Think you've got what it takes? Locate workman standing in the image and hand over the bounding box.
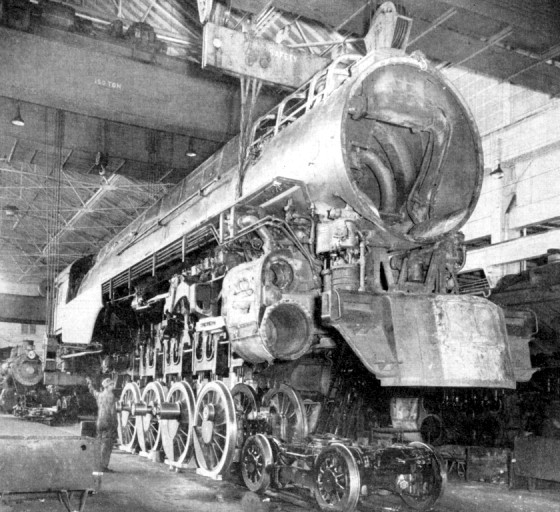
[86,377,118,472]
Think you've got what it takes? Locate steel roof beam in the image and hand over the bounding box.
[0,26,278,142]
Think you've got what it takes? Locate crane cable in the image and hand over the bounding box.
[46,110,64,337]
[235,76,262,199]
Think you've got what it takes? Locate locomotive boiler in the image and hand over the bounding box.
[52,7,529,509]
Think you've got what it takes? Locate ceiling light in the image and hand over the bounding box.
[490,163,504,179]
[186,138,197,158]
[11,103,24,127]
[4,205,19,217]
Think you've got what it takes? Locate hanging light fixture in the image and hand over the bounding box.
[490,163,504,179]
[11,103,24,127]
[4,205,19,217]
[490,137,504,179]
[186,137,197,158]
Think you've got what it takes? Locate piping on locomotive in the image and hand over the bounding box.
[51,5,531,509]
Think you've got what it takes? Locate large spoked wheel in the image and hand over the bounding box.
[262,384,308,444]
[398,442,446,511]
[232,383,259,450]
[137,382,166,453]
[241,434,274,493]
[161,381,195,465]
[314,443,361,512]
[117,382,141,451]
[193,381,237,478]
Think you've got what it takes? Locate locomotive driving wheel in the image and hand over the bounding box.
[117,382,141,451]
[160,381,196,465]
[136,382,166,453]
[262,384,308,444]
[193,381,237,478]
[232,383,259,450]
[397,442,446,511]
[241,434,274,493]
[314,443,361,512]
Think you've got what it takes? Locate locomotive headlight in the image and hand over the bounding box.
[27,350,36,359]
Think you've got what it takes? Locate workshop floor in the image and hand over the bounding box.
[1,418,560,512]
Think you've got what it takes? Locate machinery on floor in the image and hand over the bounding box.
[0,414,101,512]
[0,340,88,425]
[51,4,531,511]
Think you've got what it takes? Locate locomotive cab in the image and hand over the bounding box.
[53,255,95,337]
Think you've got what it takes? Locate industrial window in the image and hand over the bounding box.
[20,324,36,335]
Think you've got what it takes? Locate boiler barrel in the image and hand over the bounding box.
[243,52,483,247]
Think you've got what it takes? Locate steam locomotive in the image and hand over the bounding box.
[52,6,530,510]
[0,341,86,423]
[0,341,44,412]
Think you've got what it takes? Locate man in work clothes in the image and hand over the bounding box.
[86,377,117,472]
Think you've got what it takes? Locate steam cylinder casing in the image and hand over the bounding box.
[222,251,315,363]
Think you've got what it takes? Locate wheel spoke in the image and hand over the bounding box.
[211,438,224,454]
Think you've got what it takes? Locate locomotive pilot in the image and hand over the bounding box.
[86,376,117,472]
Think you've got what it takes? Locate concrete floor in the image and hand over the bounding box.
[1,416,560,512]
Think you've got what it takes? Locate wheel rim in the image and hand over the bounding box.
[117,382,141,451]
[193,381,237,477]
[137,382,166,453]
[241,434,273,493]
[161,381,195,464]
[315,443,361,512]
[262,384,308,444]
[232,383,259,449]
[398,441,446,510]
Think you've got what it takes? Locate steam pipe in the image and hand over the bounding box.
[359,239,366,292]
[356,149,398,213]
[237,214,274,253]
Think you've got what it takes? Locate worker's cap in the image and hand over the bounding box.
[101,378,115,388]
